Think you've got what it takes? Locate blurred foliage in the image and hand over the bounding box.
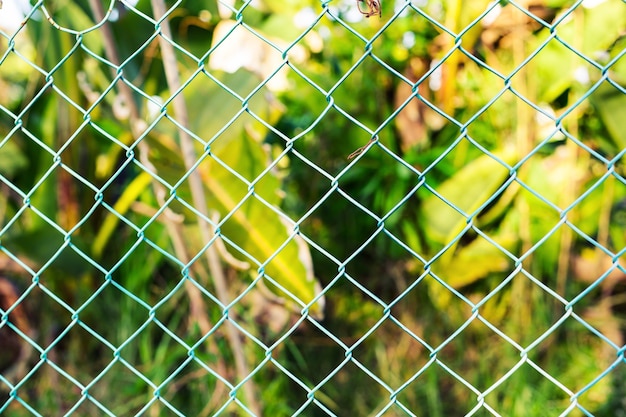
[1,0,625,415]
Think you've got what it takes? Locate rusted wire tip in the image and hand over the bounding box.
[356,0,381,18]
[347,137,377,159]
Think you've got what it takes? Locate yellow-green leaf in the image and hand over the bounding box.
[421,150,516,262]
[149,70,323,316]
[92,171,153,258]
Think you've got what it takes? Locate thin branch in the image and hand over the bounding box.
[87,0,230,405]
[149,0,261,414]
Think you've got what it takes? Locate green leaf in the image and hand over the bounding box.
[149,70,323,317]
[426,208,518,313]
[432,231,514,289]
[199,131,321,316]
[0,140,28,177]
[530,0,626,103]
[421,150,516,260]
[52,0,103,54]
[6,226,89,277]
[92,171,153,258]
[590,82,626,151]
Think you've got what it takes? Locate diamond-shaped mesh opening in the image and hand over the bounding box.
[476,270,564,346]
[37,177,100,235]
[331,55,400,121]
[314,359,385,415]
[75,282,135,341]
[272,71,329,134]
[351,316,430,385]
[435,317,522,389]
[280,150,333,215]
[298,187,380,261]
[253,361,312,414]
[395,358,478,415]
[466,89,547,149]
[525,313,622,412]
[478,3,556,69]
[1,214,70,271]
[292,105,377,174]
[162,72,244,135]
[340,146,420,216]
[344,229,422,303]
[11,361,87,413]
[483,360,572,416]
[261,320,349,406]
[45,323,112,384]
[87,360,158,415]
[393,71,462,150]
[116,318,192,377]
[554,1,626,58]
[509,35,599,108]
[161,358,234,414]
[3,0,625,415]
[404,272,474,347]
[436,52,505,123]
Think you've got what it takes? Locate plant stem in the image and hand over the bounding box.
[149,0,261,413]
[87,0,233,410]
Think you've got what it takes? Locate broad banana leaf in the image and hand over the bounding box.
[529,0,626,103]
[144,70,323,317]
[421,150,517,261]
[419,150,516,310]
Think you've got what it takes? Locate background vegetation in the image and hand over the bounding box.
[1,0,625,415]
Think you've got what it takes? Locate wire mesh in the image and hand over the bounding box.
[1,0,625,416]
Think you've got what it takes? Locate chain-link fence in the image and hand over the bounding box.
[1,0,625,415]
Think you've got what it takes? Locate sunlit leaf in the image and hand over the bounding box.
[421,150,516,259]
[199,131,322,316]
[590,82,626,151]
[149,70,323,316]
[529,0,626,103]
[432,232,514,289]
[0,140,28,177]
[92,171,153,258]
